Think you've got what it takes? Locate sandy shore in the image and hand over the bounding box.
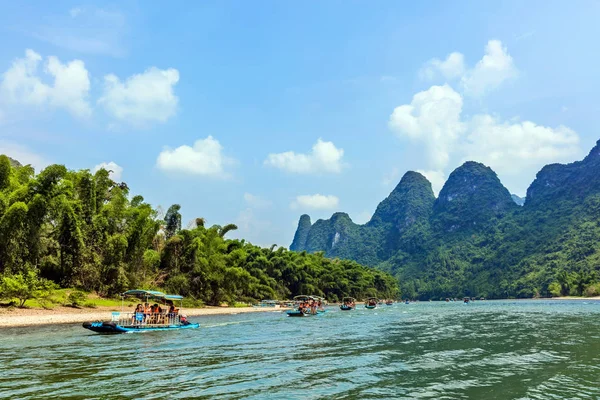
[0,306,289,328]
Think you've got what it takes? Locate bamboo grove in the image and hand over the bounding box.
[0,156,398,305]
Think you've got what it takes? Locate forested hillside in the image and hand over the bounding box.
[292,140,600,300]
[0,155,398,306]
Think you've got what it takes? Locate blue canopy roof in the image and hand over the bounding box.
[121,290,185,300]
[122,290,166,297]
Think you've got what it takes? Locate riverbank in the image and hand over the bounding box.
[0,306,290,328]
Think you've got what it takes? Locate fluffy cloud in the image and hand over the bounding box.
[93,161,123,181]
[463,115,579,191]
[156,136,234,177]
[389,84,580,194]
[265,138,345,174]
[98,67,179,127]
[419,52,466,81]
[244,193,272,209]
[0,140,47,172]
[418,40,516,97]
[460,40,517,97]
[389,84,465,169]
[416,169,446,196]
[290,194,339,210]
[0,49,91,118]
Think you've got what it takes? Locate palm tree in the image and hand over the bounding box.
[219,224,238,238]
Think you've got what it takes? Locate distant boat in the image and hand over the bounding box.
[340,297,356,311]
[463,297,470,304]
[82,290,199,334]
[404,299,410,305]
[365,297,378,309]
[385,299,393,306]
[253,299,281,308]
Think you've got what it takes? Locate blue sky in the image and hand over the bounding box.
[1,1,599,247]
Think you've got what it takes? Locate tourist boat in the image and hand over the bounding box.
[340,297,356,311]
[404,299,410,305]
[385,299,394,306]
[286,295,315,317]
[365,297,378,309]
[82,290,199,334]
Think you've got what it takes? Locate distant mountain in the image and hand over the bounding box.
[511,194,525,206]
[291,140,600,300]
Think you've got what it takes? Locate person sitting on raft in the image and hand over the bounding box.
[132,304,143,324]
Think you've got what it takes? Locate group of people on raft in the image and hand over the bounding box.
[297,298,325,315]
[342,298,356,308]
[132,300,181,324]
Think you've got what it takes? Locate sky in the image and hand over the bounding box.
[0,1,599,247]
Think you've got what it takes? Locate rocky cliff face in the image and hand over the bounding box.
[433,161,517,232]
[290,214,312,251]
[526,140,600,208]
[368,171,435,231]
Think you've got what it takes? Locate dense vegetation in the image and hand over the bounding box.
[0,155,398,307]
[291,140,600,300]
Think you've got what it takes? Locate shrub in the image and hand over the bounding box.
[68,291,87,308]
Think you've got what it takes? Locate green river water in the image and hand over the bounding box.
[1,300,599,399]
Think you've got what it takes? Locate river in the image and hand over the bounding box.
[1,300,599,399]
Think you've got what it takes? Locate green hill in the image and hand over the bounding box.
[291,140,600,299]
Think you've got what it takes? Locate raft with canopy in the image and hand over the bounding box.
[82,289,199,334]
[286,295,318,317]
[340,297,356,311]
[365,297,378,309]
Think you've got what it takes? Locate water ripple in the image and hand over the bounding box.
[1,300,600,399]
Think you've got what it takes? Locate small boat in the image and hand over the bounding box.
[463,297,470,304]
[404,299,410,305]
[287,295,317,317]
[365,297,378,309]
[340,297,356,311]
[83,290,199,334]
[385,299,393,306]
[286,309,310,317]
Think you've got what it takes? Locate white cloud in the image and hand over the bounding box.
[417,169,445,196]
[93,161,123,181]
[290,194,339,210]
[265,138,345,174]
[98,67,179,127]
[419,52,466,81]
[156,136,234,177]
[462,115,580,193]
[418,40,516,97]
[389,83,581,195]
[244,193,272,209]
[0,49,91,118]
[461,40,517,97]
[389,84,465,169]
[0,140,47,172]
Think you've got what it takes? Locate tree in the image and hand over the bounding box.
[0,270,57,307]
[164,204,182,240]
[219,224,238,238]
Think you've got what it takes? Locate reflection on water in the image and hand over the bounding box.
[1,300,600,399]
